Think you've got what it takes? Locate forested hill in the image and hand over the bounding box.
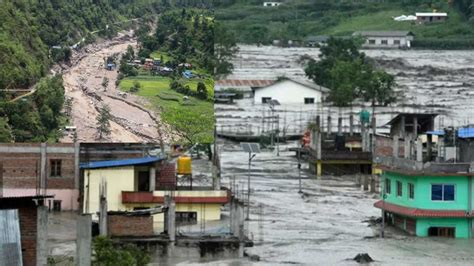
[215,0,474,47]
[0,0,214,142]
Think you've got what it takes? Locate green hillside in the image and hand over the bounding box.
[215,0,474,47]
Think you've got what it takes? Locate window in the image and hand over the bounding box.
[304,98,315,104]
[262,97,272,104]
[394,40,401,45]
[385,178,391,194]
[431,184,455,201]
[408,183,415,199]
[368,39,376,45]
[50,159,61,177]
[428,227,455,238]
[396,181,402,197]
[176,212,197,225]
[381,40,388,45]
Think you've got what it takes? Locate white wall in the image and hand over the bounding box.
[363,36,414,48]
[254,80,322,104]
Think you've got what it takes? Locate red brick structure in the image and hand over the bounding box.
[108,213,154,237]
[0,196,49,266]
[158,162,176,190]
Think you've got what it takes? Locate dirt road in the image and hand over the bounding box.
[60,32,168,143]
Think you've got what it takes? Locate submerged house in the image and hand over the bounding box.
[375,122,474,238]
[416,12,448,24]
[353,31,415,49]
[253,78,328,105]
[81,156,229,232]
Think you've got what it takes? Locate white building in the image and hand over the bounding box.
[263,2,281,7]
[353,31,415,49]
[416,12,448,23]
[253,79,328,105]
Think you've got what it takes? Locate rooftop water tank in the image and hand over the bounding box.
[177,156,192,175]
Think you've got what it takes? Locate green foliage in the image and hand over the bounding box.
[92,236,150,266]
[216,0,474,46]
[96,105,112,140]
[305,38,395,107]
[196,82,208,100]
[214,22,239,79]
[163,106,214,145]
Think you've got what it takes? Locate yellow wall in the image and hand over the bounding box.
[83,166,135,216]
[124,203,222,232]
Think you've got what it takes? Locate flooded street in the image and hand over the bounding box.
[215,139,474,265]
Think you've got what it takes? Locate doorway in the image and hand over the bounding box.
[137,171,149,191]
[428,227,455,238]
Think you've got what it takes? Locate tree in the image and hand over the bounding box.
[96,105,111,140]
[214,22,239,79]
[101,77,109,91]
[196,82,208,100]
[163,107,213,145]
[93,236,150,266]
[359,69,396,113]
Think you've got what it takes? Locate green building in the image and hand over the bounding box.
[375,169,474,238]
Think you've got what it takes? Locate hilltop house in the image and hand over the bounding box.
[253,78,328,105]
[263,2,281,7]
[81,157,229,232]
[353,31,415,49]
[416,12,448,23]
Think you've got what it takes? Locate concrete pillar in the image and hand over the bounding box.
[149,167,156,191]
[316,161,322,178]
[404,136,411,159]
[413,116,418,137]
[99,179,107,236]
[167,197,176,242]
[393,136,399,158]
[337,117,342,135]
[40,143,47,195]
[363,176,369,191]
[371,117,376,154]
[400,115,406,137]
[370,176,376,193]
[349,115,354,136]
[74,142,80,190]
[416,138,423,162]
[355,175,361,187]
[76,215,92,266]
[361,123,367,152]
[37,206,48,266]
[327,116,332,135]
[427,134,433,161]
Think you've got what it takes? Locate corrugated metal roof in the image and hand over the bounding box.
[80,156,164,169]
[353,31,414,37]
[215,79,275,88]
[0,210,22,265]
[374,200,470,217]
[426,128,474,138]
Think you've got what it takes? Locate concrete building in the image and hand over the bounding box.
[0,143,79,211]
[263,2,281,7]
[81,157,229,232]
[375,167,474,238]
[253,79,328,105]
[353,31,415,49]
[416,12,448,23]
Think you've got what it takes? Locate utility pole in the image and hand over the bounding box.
[381,178,385,238]
[298,146,302,193]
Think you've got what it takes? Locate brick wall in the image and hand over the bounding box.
[108,214,153,237]
[375,135,405,157]
[157,162,176,190]
[0,144,75,189]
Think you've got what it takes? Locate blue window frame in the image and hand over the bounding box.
[431,184,455,201]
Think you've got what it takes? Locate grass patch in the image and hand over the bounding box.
[119,75,214,140]
[150,51,172,62]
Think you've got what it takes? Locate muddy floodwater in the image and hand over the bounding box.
[230,45,474,128]
[208,46,474,265]
[209,140,474,265]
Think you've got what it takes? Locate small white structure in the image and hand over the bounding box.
[253,79,328,105]
[416,12,448,23]
[263,2,281,7]
[353,31,415,49]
